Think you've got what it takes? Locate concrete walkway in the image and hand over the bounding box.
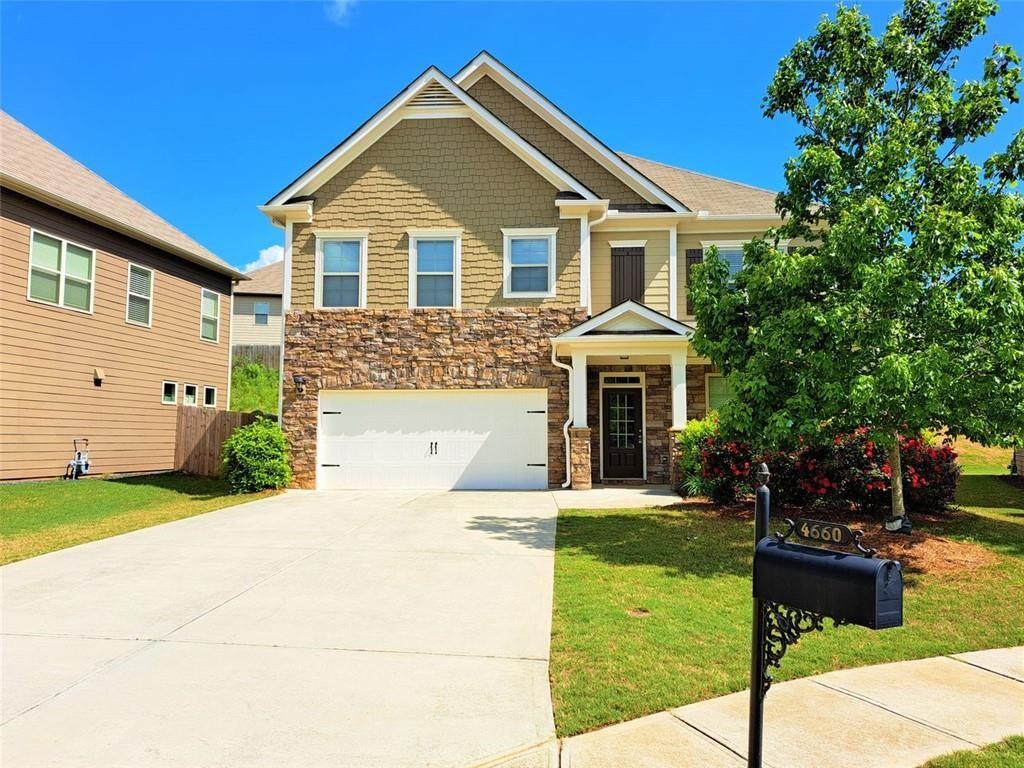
[1,490,560,768]
[551,485,679,510]
[561,647,1024,768]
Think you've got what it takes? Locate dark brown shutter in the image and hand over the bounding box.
[611,247,644,305]
[685,248,703,314]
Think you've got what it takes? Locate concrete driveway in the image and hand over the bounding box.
[1,490,559,768]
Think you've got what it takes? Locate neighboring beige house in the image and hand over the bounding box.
[0,111,246,480]
[231,260,283,367]
[260,52,791,491]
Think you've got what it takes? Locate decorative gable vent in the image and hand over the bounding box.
[408,81,462,108]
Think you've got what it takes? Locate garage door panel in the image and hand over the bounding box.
[317,390,548,490]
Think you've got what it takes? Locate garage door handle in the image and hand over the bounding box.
[321,463,340,467]
[322,411,342,415]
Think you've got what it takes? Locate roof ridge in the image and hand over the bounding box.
[617,152,780,196]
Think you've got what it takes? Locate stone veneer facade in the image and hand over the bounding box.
[282,307,587,488]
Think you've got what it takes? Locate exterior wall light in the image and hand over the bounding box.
[292,374,309,394]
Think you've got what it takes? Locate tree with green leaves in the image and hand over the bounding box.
[691,0,1024,530]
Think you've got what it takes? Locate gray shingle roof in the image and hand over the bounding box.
[235,260,283,295]
[1,111,244,279]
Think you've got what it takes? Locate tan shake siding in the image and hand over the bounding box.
[291,118,580,310]
[0,189,231,480]
[231,294,282,346]
[590,230,670,314]
[466,76,647,207]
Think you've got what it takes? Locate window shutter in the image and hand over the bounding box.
[685,248,703,314]
[611,247,644,305]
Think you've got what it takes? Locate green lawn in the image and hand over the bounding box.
[919,737,1024,768]
[0,473,273,565]
[550,475,1024,736]
[953,437,1013,475]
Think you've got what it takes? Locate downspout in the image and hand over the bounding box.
[550,343,574,488]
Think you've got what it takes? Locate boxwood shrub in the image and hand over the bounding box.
[221,417,292,493]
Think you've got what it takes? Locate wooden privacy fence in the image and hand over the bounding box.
[174,407,270,476]
[231,344,280,370]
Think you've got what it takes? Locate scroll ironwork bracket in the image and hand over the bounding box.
[758,601,847,698]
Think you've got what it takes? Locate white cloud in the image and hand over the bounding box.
[325,0,358,25]
[244,244,284,273]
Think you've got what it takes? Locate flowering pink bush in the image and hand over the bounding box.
[685,427,959,512]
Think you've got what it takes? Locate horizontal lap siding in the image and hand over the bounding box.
[0,190,232,480]
[231,294,282,346]
[590,230,670,314]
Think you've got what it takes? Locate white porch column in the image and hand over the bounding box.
[670,349,687,429]
[571,351,588,427]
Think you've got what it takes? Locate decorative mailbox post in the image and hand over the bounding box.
[747,464,904,768]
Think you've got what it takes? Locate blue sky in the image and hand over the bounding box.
[2,1,1021,272]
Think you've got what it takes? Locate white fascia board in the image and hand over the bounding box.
[556,299,694,339]
[266,67,597,206]
[696,212,784,221]
[258,201,314,227]
[453,53,688,212]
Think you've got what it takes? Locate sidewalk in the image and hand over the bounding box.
[560,647,1024,768]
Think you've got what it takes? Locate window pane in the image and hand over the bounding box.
[201,316,218,340]
[63,278,91,310]
[322,274,359,307]
[202,291,219,317]
[510,238,549,265]
[127,294,150,324]
[65,244,93,279]
[719,248,744,277]
[254,301,269,325]
[416,240,454,273]
[510,266,549,293]
[708,376,735,411]
[29,269,60,303]
[184,386,197,405]
[416,274,454,307]
[129,265,152,297]
[204,387,216,407]
[30,232,61,271]
[323,240,361,273]
[162,382,176,404]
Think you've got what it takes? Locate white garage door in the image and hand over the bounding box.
[317,389,549,490]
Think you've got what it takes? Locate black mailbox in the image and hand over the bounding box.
[754,538,903,629]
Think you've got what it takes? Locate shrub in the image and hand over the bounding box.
[676,415,719,497]
[221,417,292,493]
[230,358,279,414]
[677,424,959,514]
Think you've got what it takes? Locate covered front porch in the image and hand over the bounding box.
[552,301,707,490]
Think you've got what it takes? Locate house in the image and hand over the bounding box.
[260,52,792,491]
[230,260,283,369]
[0,111,246,481]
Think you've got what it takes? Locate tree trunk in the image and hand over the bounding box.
[888,434,905,521]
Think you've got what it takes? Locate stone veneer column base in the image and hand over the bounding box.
[668,428,684,491]
[569,428,593,490]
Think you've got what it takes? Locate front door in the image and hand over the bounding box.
[602,387,644,478]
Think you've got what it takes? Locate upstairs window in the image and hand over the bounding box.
[409,231,460,308]
[200,289,220,341]
[28,230,94,312]
[503,228,556,298]
[126,263,153,326]
[316,234,366,308]
[253,300,270,325]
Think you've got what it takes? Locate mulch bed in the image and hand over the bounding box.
[672,496,997,575]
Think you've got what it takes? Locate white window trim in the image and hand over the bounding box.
[252,300,270,325]
[705,372,735,413]
[609,239,648,249]
[125,262,154,328]
[314,230,369,309]
[26,228,96,315]
[203,385,218,408]
[199,288,220,343]
[502,227,557,299]
[183,383,199,407]
[408,229,462,309]
[598,371,647,481]
[160,380,178,405]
